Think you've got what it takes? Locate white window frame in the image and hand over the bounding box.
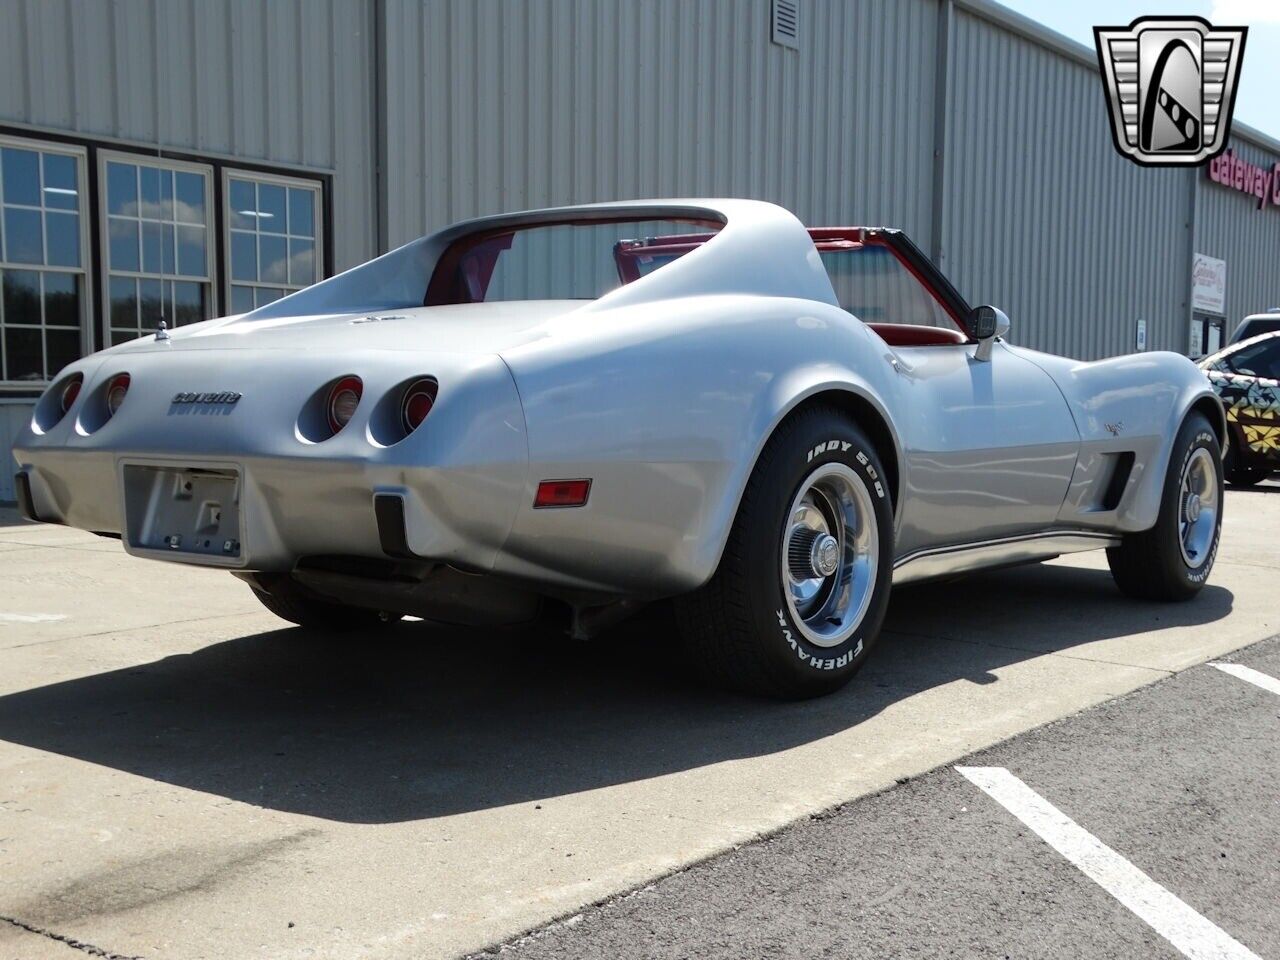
[97,149,217,347]
[221,167,324,313]
[0,133,92,391]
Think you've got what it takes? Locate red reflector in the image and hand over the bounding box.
[534,479,592,508]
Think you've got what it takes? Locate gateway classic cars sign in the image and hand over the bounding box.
[1207,148,1280,211]
[1191,253,1227,314]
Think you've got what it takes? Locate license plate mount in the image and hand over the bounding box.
[122,463,244,564]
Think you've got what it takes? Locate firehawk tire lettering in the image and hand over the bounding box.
[774,609,863,670]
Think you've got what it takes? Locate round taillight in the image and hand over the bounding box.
[60,376,82,415]
[401,378,438,434]
[105,374,131,417]
[327,376,363,434]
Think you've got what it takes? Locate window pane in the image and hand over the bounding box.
[229,179,255,229]
[139,165,160,215]
[139,277,164,325]
[172,280,204,325]
[176,225,206,277]
[4,326,41,380]
[162,223,175,274]
[45,212,80,267]
[2,148,40,206]
[3,207,43,264]
[288,188,315,237]
[43,272,79,326]
[230,285,254,313]
[288,237,315,286]
[259,234,287,283]
[258,183,286,231]
[175,172,205,224]
[3,270,41,324]
[107,162,137,216]
[112,328,138,346]
[142,219,163,273]
[231,230,257,281]
[820,246,953,327]
[109,218,139,271]
[109,276,138,328]
[256,287,284,307]
[45,328,80,376]
[42,154,79,210]
[160,169,174,221]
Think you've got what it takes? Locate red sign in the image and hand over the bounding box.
[1207,149,1280,211]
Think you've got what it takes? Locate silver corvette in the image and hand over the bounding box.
[13,200,1226,698]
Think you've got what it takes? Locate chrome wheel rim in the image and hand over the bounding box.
[781,462,879,649]
[1178,447,1219,568]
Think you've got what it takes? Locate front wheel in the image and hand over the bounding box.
[674,407,895,699]
[1106,413,1223,601]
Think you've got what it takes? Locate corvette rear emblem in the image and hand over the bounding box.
[171,391,242,405]
[1094,17,1246,167]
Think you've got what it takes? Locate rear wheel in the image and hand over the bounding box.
[246,574,401,631]
[674,407,894,699]
[1106,413,1222,601]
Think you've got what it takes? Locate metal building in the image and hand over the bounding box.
[3,0,1279,501]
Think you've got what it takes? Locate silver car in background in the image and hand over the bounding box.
[13,200,1226,698]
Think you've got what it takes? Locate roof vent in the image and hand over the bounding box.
[771,0,799,49]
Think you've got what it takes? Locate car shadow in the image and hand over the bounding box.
[0,506,35,528]
[0,563,1233,824]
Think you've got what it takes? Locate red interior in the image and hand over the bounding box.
[866,323,968,346]
[432,223,972,347]
[614,228,972,346]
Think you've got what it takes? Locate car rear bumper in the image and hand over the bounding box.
[13,448,522,575]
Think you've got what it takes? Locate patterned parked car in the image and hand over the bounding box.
[1201,331,1280,486]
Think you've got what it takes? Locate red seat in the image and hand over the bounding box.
[867,323,969,347]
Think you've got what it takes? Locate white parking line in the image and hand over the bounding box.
[1208,662,1280,698]
[0,613,67,623]
[956,766,1260,960]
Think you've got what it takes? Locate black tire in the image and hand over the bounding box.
[1227,467,1266,488]
[1224,444,1267,487]
[1106,413,1223,601]
[674,406,895,699]
[247,574,401,631]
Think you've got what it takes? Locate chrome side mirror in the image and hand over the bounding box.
[972,305,1011,362]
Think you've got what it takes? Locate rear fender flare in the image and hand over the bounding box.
[695,368,903,585]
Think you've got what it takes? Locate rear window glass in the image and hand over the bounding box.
[429,219,721,304]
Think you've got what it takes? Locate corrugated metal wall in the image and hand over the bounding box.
[942,6,1193,360]
[0,0,378,273]
[3,0,1280,502]
[381,0,1280,362]
[1194,135,1280,338]
[381,0,943,251]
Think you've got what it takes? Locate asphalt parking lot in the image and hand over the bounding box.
[1,480,1278,960]
[483,635,1280,960]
